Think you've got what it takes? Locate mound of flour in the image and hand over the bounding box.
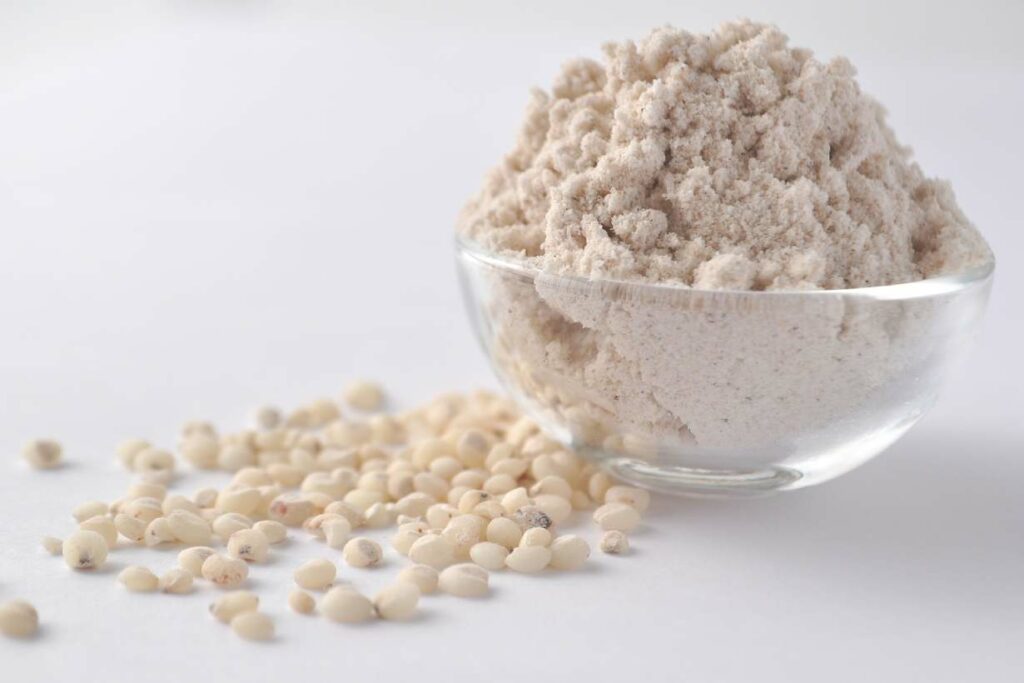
[458,21,989,290]
[457,22,992,456]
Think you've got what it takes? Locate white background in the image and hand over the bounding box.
[1,1,1021,681]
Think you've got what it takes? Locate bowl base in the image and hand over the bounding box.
[600,456,802,498]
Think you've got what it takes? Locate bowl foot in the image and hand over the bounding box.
[601,456,803,498]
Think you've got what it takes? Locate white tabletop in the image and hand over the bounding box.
[1,2,1021,681]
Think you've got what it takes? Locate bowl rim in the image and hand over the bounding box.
[456,235,995,301]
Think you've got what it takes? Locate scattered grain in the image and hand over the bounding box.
[294,558,336,590]
[438,563,489,597]
[231,611,274,641]
[396,565,439,594]
[0,600,38,638]
[599,530,629,554]
[22,439,62,469]
[201,554,249,588]
[210,591,259,623]
[288,589,316,615]
[321,586,375,623]
[117,566,158,592]
[342,537,383,568]
[62,530,108,570]
[506,545,551,573]
[159,568,194,594]
[374,582,419,620]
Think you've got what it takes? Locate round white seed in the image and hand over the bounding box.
[396,565,439,594]
[363,502,394,529]
[532,493,572,524]
[599,530,629,554]
[588,471,613,502]
[344,489,386,513]
[134,447,175,474]
[323,501,366,528]
[394,492,434,518]
[505,545,551,573]
[342,537,382,568]
[212,512,253,541]
[255,405,283,431]
[216,487,262,516]
[41,536,63,556]
[114,514,146,543]
[321,586,375,623]
[512,506,552,531]
[181,434,219,470]
[294,558,336,590]
[424,503,458,530]
[469,542,509,570]
[126,480,168,502]
[549,535,590,570]
[79,515,118,548]
[252,519,287,544]
[604,485,651,513]
[519,527,552,548]
[23,439,63,469]
[472,500,506,520]
[118,565,159,592]
[304,512,341,538]
[193,487,219,508]
[144,517,176,546]
[268,495,316,526]
[166,509,213,545]
[201,554,249,588]
[593,502,641,532]
[438,563,489,598]
[231,611,274,641]
[116,438,150,470]
[288,589,316,615]
[62,530,108,570]
[500,487,531,514]
[456,430,489,468]
[180,420,216,440]
[210,591,259,623]
[227,528,269,563]
[369,413,405,444]
[178,546,216,577]
[159,568,194,594]
[344,380,384,411]
[374,582,419,620]
[571,490,593,510]
[407,534,455,569]
[72,501,109,523]
[441,516,485,559]
[124,497,163,525]
[391,522,429,555]
[529,475,573,500]
[320,519,350,550]
[485,517,523,549]
[162,494,201,516]
[218,444,255,472]
[0,600,39,638]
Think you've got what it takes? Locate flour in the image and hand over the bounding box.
[458,21,989,290]
[457,22,993,457]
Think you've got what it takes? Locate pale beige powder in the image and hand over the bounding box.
[458,21,990,290]
[457,22,993,456]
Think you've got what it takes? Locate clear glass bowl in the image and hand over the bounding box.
[456,237,994,497]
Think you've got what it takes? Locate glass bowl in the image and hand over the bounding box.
[456,237,994,497]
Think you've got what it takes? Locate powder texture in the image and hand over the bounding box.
[458,21,990,290]
[456,22,993,464]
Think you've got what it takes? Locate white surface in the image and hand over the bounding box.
[1,2,1022,681]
